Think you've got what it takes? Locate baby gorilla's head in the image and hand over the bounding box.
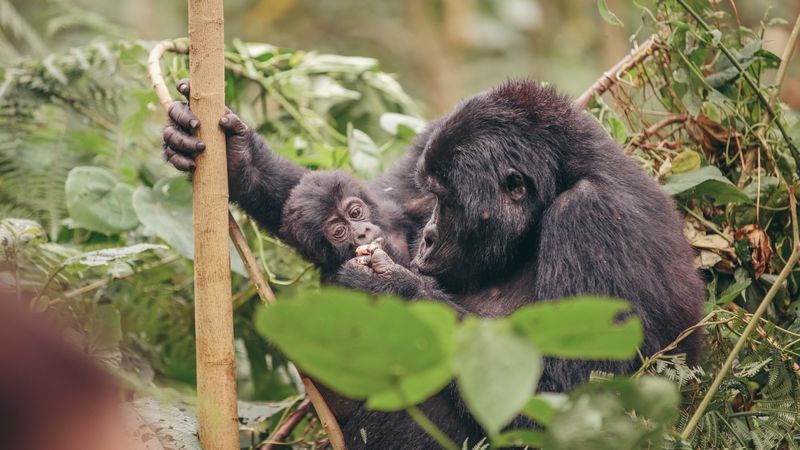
[281,171,388,273]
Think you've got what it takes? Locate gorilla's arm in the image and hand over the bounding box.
[531,177,702,391]
[163,80,308,235]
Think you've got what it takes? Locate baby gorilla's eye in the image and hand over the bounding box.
[333,224,347,239]
[349,205,363,219]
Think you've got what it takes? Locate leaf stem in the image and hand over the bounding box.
[405,406,459,450]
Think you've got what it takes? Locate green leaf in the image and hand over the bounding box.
[606,117,628,144]
[597,0,623,27]
[347,126,382,177]
[367,301,457,410]
[520,394,565,426]
[62,243,165,269]
[492,430,545,449]
[717,277,751,306]
[132,177,246,276]
[671,150,702,174]
[65,166,139,235]
[455,319,542,436]
[510,297,643,360]
[543,377,678,450]
[298,53,378,73]
[662,166,752,205]
[254,288,455,410]
[379,113,425,140]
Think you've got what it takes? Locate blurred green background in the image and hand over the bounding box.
[7,0,800,116]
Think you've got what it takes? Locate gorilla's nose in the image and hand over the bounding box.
[422,223,438,249]
[355,226,374,245]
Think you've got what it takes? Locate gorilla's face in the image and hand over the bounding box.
[410,84,564,289]
[412,165,532,288]
[281,171,388,270]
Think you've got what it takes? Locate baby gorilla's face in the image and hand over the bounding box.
[324,196,384,249]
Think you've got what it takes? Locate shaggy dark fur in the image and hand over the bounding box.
[163,79,704,450]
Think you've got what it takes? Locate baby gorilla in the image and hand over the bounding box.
[279,170,411,283]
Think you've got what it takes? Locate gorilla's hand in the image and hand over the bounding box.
[339,249,457,308]
[162,79,256,178]
[340,248,419,297]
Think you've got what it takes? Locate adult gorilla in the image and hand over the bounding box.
[337,80,704,447]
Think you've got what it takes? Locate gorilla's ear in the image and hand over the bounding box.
[504,168,526,202]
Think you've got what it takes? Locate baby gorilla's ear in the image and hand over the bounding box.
[504,168,526,202]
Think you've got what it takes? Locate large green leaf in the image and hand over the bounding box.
[662,166,752,205]
[132,177,246,276]
[254,289,455,410]
[367,301,457,410]
[510,297,643,360]
[65,166,139,235]
[455,319,542,436]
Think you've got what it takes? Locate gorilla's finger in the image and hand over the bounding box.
[356,239,384,257]
[176,79,190,99]
[368,249,394,274]
[356,255,371,265]
[219,113,249,135]
[163,126,206,154]
[168,101,200,130]
[164,147,196,172]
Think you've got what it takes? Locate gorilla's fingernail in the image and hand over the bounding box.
[220,116,229,126]
[189,119,199,129]
[197,142,205,151]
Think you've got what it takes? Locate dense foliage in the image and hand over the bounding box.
[1,0,800,448]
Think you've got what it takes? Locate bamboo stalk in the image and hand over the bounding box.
[186,1,239,448]
[148,39,346,450]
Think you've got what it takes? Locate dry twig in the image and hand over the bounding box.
[260,399,313,450]
[575,35,660,108]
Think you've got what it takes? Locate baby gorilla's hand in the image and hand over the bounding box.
[355,248,395,275]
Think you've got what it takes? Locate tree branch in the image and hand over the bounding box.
[574,35,660,109]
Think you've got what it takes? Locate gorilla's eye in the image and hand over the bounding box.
[349,205,363,220]
[332,224,348,240]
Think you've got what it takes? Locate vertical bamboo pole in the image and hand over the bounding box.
[187,1,239,448]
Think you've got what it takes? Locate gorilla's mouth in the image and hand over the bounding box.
[411,256,443,276]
